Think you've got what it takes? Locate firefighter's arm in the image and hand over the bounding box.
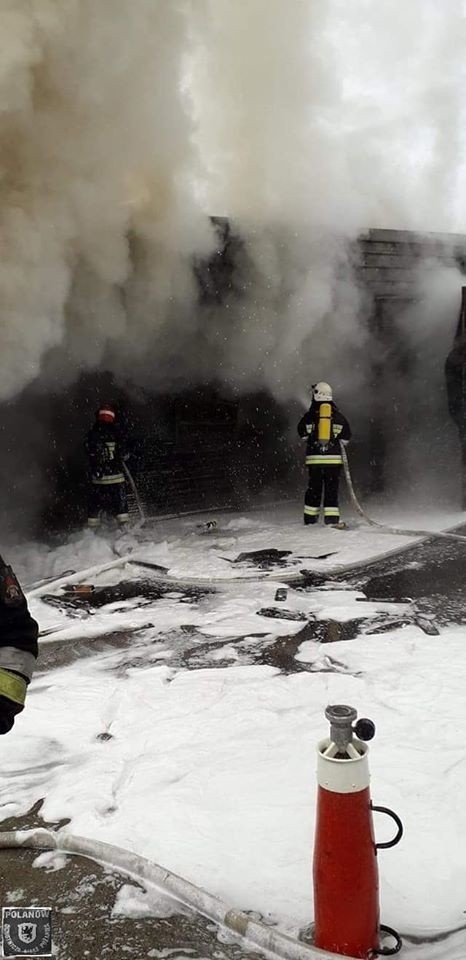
[333,415,351,443]
[86,435,104,479]
[117,428,131,462]
[0,563,38,735]
[297,410,314,438]
[340,416,351,442]
[445,356,463,425]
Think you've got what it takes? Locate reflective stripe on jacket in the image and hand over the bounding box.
[86,423,128,485]
[305,454,342,466]
[0,560,38,714]
[0,668,27,706]
[92,473,125,485]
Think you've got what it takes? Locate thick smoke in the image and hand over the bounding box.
[1,0,466,402]
[389,262,463,502]
[1,0,466,529]
[0,0,213,400]
[186,0,466,407]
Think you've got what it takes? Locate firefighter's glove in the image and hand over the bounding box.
[0,670,27,734]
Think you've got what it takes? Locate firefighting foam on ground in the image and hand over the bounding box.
[2,3,466,960]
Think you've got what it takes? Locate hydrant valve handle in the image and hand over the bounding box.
[355,718,376,741]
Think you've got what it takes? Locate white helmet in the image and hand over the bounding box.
[313,381,333,402]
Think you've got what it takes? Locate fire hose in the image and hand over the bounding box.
[0,828,356,960]
[26,447,466,607]
[340,442,466,545]
[123,461,146,524]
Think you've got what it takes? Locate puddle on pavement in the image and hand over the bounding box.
[289,618,364,645]
[42,579,211,613]
[37,629,151,673]
[258,632,361,675]
[36,566,434,681]
[227,548,293,568]
[292,528,466,627]
[88,617,367,677]
[38,586,402,679]
[364,556,465,601]
[361,556,466,623]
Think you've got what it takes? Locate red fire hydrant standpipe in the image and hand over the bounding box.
[312,705,403,959]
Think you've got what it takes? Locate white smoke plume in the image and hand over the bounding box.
[186,0,466,406]
[1,0,466,409]
[190,0,466,231]
[0,0,213,400]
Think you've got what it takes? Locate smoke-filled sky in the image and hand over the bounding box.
[190,0,466,232]
[1,0,466,405]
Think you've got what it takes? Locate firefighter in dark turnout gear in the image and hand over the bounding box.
[445,333,466,432]
[445,315,466,508]
[86,406,130,528]
[297,382,351,525]
[0,559,38,734]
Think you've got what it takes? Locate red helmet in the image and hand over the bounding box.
[97,406,116,424]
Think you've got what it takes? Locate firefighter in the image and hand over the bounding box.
[86,405,130,529]
[445,333,466,432]
[0,559,38,734]
[445,332,466,507]
[297,382,351,526]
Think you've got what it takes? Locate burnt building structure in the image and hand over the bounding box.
[354,228,466,494]
[2,224,466,537]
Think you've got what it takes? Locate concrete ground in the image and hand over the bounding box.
[0,808,264,960]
